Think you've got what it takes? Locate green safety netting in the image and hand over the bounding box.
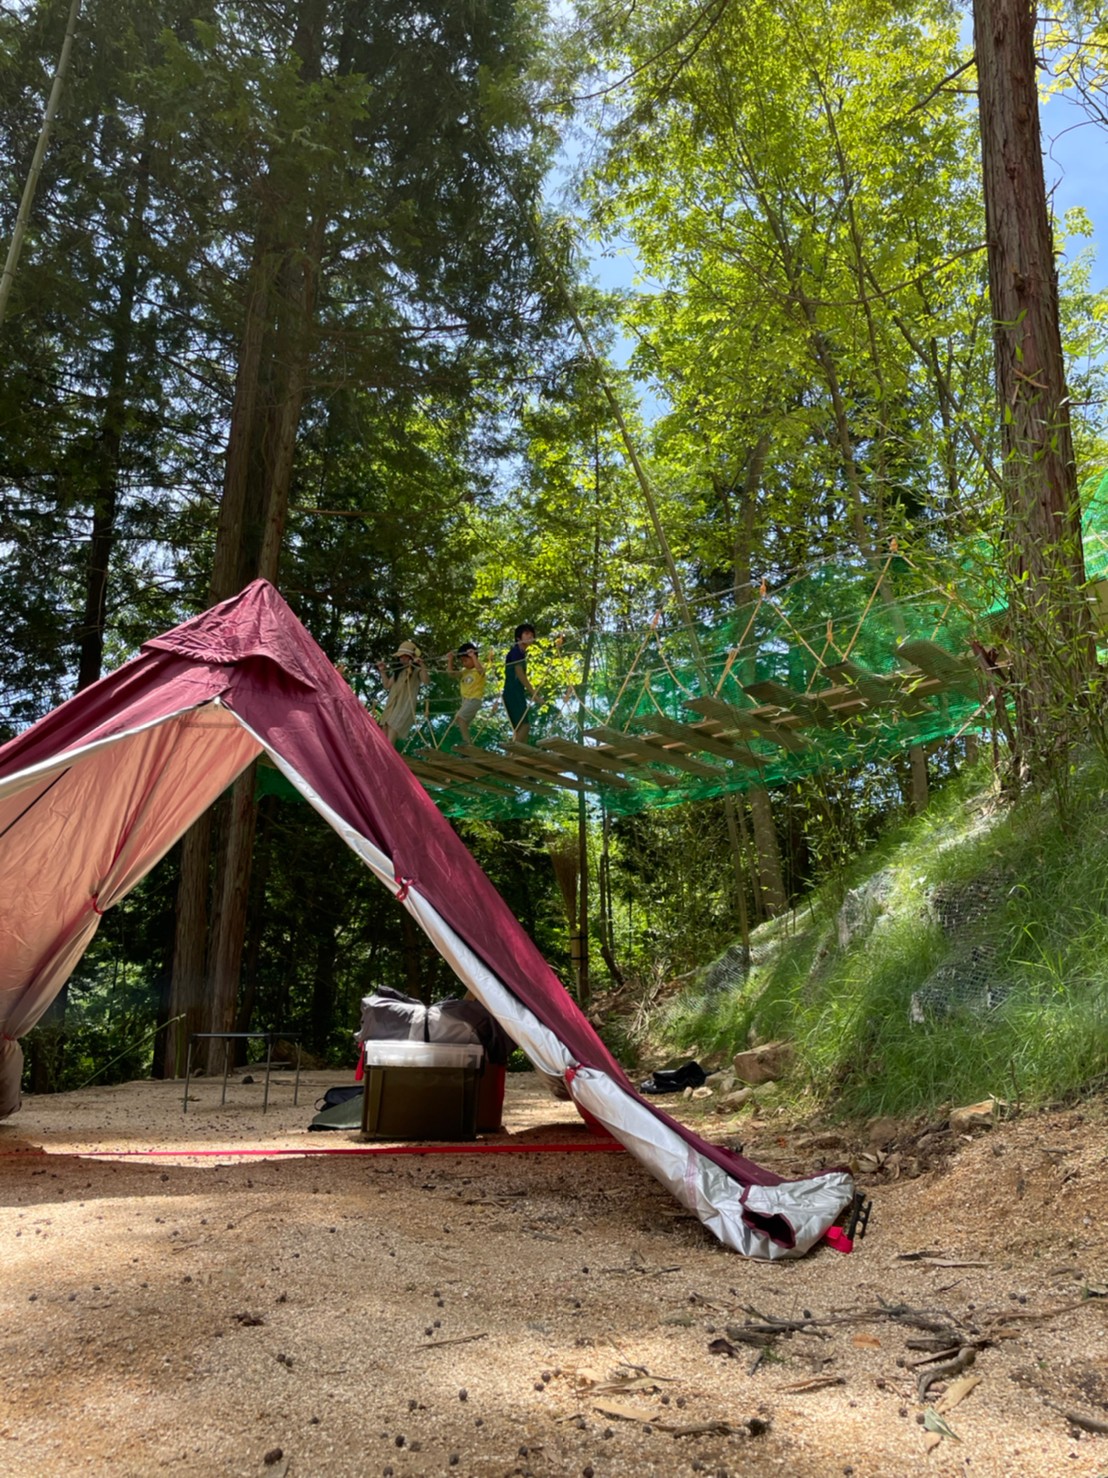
[257,470,1108,821]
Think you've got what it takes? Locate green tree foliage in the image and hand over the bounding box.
[576,0,997,575]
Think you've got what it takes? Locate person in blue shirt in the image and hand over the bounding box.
[502,623,536,742]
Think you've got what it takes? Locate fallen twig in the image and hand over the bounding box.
[417,1332,489,1351]
[658,1420,738,1436]
[906,1346,963,1369]
[983,1298,1095,1327]
[777,1375,846,1394]
[1049,1405,1108,1436]
[918,1345,975,1403]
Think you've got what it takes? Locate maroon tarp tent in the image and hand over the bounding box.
[0,581,853,1257]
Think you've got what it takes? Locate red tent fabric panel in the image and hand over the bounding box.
[0,582,783,1193]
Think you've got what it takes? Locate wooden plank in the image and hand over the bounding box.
[458,744,588,795]
[627,714,766,766]
[819,659,900,704]
[819,659,932,717]
[687,719,771,765]
[684,696,811,753]
[895,640,982,699]
[405,760,452,789]
[586,726,726,780]
[806,683,869,718]
[538,736,636,775]
[542,736,684,788]
[522,740,634,791]
[743,679,837,729]
[415,751,522,795]
[452,746,567,797]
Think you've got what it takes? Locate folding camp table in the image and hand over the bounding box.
[182,1031,301,1113]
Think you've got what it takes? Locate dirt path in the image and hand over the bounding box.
[1,1071,1106,1477]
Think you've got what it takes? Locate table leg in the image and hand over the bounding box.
[263,1035,273,1113]
[221,1039,231,1106]
[183,1037,193,1113]
[293,1041,301,1107]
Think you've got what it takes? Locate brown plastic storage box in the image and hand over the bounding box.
[361,1041,482,1141]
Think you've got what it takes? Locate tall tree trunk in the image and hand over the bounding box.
[748,785,787,913]
[162,813,212,1078]
[973,0,1094,768]
[76,148,150,688]
[166,0,328,1073]
[726,445,788,916]
[29,144,150,1093]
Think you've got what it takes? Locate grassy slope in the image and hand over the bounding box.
[659,759,1108,1121]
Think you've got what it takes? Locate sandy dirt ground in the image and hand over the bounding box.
[2,1067,1107,1478]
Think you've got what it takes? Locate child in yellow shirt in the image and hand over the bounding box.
[446,641,487,742]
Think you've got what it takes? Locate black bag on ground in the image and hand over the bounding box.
[309,1083,364,1131]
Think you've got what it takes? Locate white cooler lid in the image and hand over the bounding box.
[362,1040,483,1069]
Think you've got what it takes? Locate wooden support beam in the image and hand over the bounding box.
[586,725,726,780]
[627,714,765,767]
[543,735,684,788]
[684,696,811,753]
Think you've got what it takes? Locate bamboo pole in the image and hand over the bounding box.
[0,0,83,330]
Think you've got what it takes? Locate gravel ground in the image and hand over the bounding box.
[1,1069,1107,1478]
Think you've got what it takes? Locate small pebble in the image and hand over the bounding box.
[458,1389,468,1402]
[263,1449,283,1466]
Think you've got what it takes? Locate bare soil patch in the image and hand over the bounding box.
[2,1070,1107,1478]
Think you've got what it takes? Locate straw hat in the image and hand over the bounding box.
[393,640,420,658]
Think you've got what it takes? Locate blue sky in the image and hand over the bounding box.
[1041,92,1107,291]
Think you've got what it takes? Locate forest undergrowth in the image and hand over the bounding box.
[646,756,1108,1124]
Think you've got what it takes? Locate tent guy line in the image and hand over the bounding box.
[0,1142,629,1160]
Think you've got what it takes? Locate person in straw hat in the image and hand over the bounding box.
[376,639,428,747]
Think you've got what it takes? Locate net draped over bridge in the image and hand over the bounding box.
[257,472,1108,820]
